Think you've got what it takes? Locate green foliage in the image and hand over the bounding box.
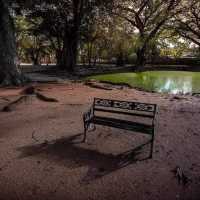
[12,0,200,65]
[15,15,52,63]
[157,29,191,58]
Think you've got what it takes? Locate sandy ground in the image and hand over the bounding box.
[0,82,200,200]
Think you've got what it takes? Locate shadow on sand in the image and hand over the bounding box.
[17,133,152,183]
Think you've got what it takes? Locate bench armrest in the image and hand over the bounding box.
[151,107,158,131]
[83,106,94,123]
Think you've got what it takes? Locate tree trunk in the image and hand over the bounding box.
[87,43,92,67]
[33,59,39,66]
[30,52,39,66]
[93,54,97,67]
[116,52,124,66]
[135,46,146,71]
[0,0,23,85]
[60,0,84,73]
[56,49,63,67]
[61,27,78,72]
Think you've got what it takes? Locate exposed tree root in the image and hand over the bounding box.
[2,95,29,112]
[2,86,58,112]
[36,92,58,102]
[0,97,10,102]
[85,81,113,90]
[21,86,36,95]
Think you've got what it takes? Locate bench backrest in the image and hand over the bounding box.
[93,98,157,119]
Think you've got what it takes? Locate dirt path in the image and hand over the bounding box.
[0,83,200,200]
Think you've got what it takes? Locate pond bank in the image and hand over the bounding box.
[87,71,200,94]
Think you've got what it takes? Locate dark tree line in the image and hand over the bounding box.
[0,0,200,85]
[0,0,104,84]
[22,0,104,72]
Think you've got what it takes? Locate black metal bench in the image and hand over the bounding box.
[83,98,157,158]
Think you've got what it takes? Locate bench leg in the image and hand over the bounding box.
[90,123,96,132]
[82,118,89,142]
[83,127,87,142]
[83,123,97,142]
[150,130,155,158]
[82,120,88,143]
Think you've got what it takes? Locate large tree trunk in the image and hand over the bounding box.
[0,0,23,85]
[61,26,79,72]
[60,0,84,73]
[135,45,146,72]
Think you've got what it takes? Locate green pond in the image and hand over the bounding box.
[88,71,200,94]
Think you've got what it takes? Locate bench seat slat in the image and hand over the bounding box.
[90,116,153,135]
[94,108,154,118]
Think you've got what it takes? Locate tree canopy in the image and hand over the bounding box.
[1,0,200,85]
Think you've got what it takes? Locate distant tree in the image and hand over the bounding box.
[15,16,51,65]
[157,29,190,58]
[22,0,104,72]
[80,13,135,66]
[60,0,107,71]
[109,0,182,70]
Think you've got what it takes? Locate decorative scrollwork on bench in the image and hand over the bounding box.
[113,101,132,109]
[133,103,155,112]
[94,99,112,107]
[94,98,156,112]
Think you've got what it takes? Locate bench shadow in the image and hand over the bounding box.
[17,133,151,183]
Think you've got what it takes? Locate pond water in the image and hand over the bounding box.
[89,71,200,94]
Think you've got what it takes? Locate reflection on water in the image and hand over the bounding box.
[91,71,200,94]
[156,77,192,94]
[134,71,200,94]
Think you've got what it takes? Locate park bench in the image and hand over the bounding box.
[83,98,157,158]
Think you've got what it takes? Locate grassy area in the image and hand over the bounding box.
[87,73,138,87]
[87,71,200,94]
